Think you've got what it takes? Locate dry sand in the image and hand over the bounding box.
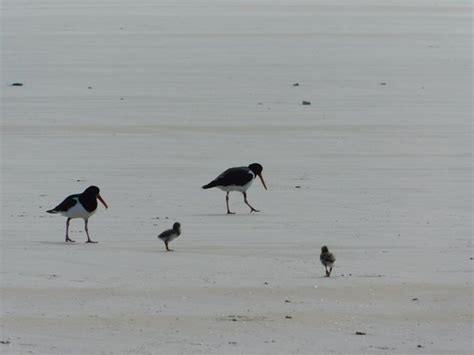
[1,0,472,354]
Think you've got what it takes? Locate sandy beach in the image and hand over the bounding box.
[1,0,472,354]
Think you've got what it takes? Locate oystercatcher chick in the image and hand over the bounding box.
[202,163,267,214]
[320,246,336,277]
[46,186,108,243]
[158,222,181,251]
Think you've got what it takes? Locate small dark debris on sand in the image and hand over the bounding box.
[293,83,300,86]
[370,346,396,350]
[355,331,366,335]
[302,100,311,105]
[285,315,292,319]
[285,299,291,303]
[221,315,266,322]
[228,341,237,345]
[380,82,387,85]
[264,281,269,285]
[412,298,419,301]
[417,345,424,348]
[11,83,23,86]
[88,86,92,89]
[0,340,10,344]
[295,185,301,188]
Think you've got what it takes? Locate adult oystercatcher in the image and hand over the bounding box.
[202,163,267,214]
[320,246,336,277]
[158,222,181,251]
[46,186,108,243]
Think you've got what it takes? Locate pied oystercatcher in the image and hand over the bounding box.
[47,186,108,243]
[158,222,181,251]
[320,246,336,277]
[202,163,267,214]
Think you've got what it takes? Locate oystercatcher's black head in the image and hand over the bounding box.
[248,163,267,190]
[321,246,329,253]
[248,163,263,175]
[84,186,100,196]
[173,222,181,232]
[83,186,108,209]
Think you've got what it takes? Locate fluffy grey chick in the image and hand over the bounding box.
[320,246,336,277]
[158,222,181,251]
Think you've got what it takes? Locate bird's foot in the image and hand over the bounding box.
[250,208,260,213]
[85,240,98,244]
[65,238,75,243]
[227,211,236,215]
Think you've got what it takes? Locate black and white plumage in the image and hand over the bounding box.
[320,246,336,277]
[202,163,267,214]
[47,186,108,243]
[158,222,181,251]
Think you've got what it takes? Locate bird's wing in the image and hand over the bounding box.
[212,167,254,186]
[321,253,335,263]
[158,229,174,240]
[51,194,79,212]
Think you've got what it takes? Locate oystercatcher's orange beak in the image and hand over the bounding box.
[258,173,268,190]
[97,194,108,209]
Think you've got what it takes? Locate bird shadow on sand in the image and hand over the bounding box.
[37,241,89,245]
[191,213,255,217]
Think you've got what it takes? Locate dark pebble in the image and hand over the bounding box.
[302,100,311,105]
[417,345,424,348]
[285,299,291,303]
[355,331,366,335]
[0,340,10,344]
[11,83,23,86]
[295,185,301,188]
[293,83,300,86]
[285,316,292,319]
[380,82,387,85]
[412,298,419,301]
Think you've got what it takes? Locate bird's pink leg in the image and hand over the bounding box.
[243,192,259,213]
[65,218,75,242]
[84,219,98,243]
[226,192,235,214]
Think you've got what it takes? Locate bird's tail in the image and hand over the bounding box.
[202,181,217,189]
[46,209,59,214]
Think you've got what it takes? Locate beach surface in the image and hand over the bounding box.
[1,0,472,354]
